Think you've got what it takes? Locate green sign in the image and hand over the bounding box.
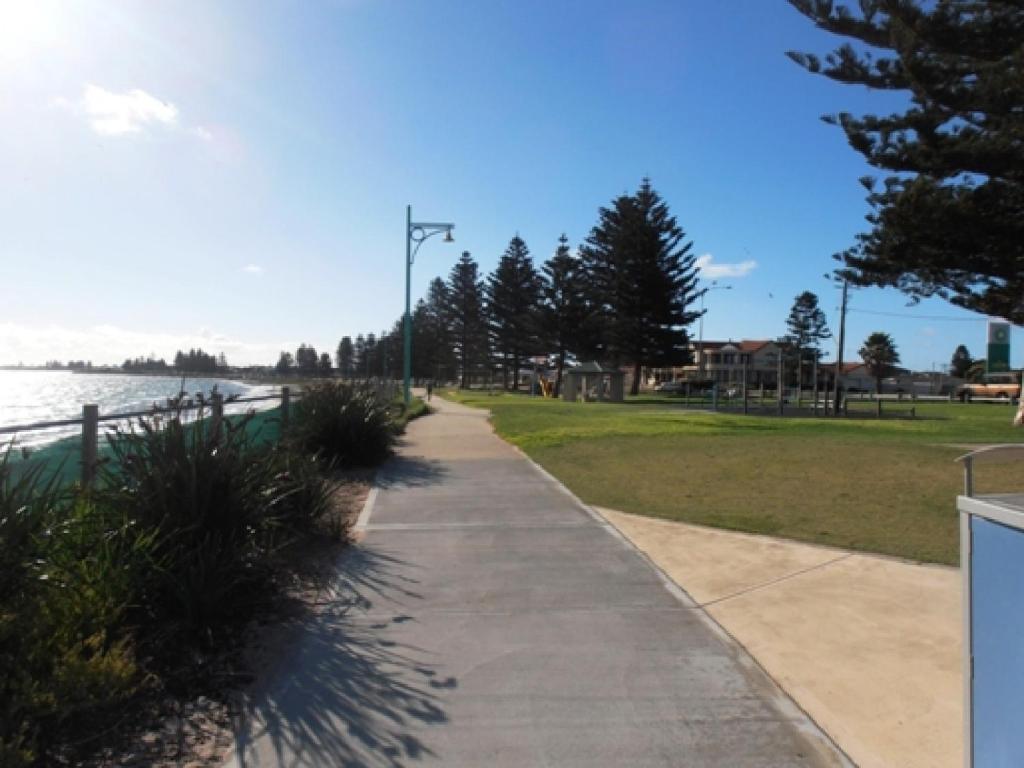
[988,322,1011,373]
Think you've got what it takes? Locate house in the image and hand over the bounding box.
[819,362,875,392]
[650,339,784,389]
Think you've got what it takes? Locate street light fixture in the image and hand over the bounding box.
[404,205,455,406]
[697,281,732,375]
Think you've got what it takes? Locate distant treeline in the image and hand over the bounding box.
[120,348,227,374]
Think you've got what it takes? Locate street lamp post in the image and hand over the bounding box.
[696,281,732,377]
[404,205,455,407]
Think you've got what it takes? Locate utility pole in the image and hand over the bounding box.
[833,280,849,417]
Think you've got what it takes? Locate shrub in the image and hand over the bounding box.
[267,449,336,534]
[393,396,431,431]
[290,382,396,466]
[0,402,340,765]
[97,411,296,666]
[0,452,143,767]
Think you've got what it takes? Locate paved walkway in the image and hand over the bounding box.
[601,508,960,768]
[227,397,846,767]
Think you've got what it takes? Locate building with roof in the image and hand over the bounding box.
[651,339,784,388]
[562,361,625,402]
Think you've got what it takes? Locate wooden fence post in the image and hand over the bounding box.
[876,397,883,418]
[211,393,224,442]
[81,404,98,488]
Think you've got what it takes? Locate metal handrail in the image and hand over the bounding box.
[956,444,1024,497]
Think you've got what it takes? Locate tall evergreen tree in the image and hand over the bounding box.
[788,0,1024,321]
[318,352,333,375]
[275,350,293,374]
[446,251,488,389]
[353,334,366,379]
[539,234,594,396]
[580,178,701,395]
[295,344,319,375]
[859,331,901,394]
[363,333,377,378]
[950,344,973,379]
[487,235,543,391]
[784,291,831,387]
[336,336,354,378]
[425,277,457,383]
[410,300,432,381]
[386,320,405,380]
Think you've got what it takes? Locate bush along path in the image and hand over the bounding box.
[0,382,423,767]
[227,395,847,767]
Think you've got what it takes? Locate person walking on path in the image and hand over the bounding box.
[426,380,433,401]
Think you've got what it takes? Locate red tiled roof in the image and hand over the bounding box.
[819,362,867,374]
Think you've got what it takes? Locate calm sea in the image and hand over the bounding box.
[0,370,278,448]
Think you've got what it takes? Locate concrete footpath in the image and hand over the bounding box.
[601,509,961,768]
[226,397,847,767]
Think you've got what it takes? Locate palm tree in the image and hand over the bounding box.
[859,332,900,394]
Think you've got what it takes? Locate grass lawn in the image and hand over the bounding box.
[442,390,1024,565]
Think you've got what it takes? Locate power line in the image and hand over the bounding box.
[847,308,989,322]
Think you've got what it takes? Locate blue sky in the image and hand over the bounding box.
[0,0,1014,369]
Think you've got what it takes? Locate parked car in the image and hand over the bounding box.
[654,380,684,393]
[956,372,1022,402]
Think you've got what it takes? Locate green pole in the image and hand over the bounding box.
[403,205,412,407]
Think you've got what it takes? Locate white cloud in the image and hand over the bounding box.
[56,86,225,147]
[241,264,264,275]
[67,84,179,136]
[696,254,757,279]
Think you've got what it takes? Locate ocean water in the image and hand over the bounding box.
[0,370,279,448]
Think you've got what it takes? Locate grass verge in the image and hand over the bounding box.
[442,390,1024,565]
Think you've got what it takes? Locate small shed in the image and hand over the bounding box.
[562,362,625,402]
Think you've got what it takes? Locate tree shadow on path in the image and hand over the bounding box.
[230,546,452,768]
[374,454,449,491]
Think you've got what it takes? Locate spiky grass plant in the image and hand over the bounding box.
[290,381,396,466]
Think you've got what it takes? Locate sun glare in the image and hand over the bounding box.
[0,0,61,61]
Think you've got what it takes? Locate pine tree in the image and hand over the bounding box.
[788,1,1024,321]
[353,334,366,379]
[859,331,901,394]
[275,351,294,374]
[295,344,319,375]
[363,333,377,378]
[580,178,701,395]
[336,336,354,378]
[950,344,973,379]
[539,234,594,396]
[318,352,333,375]
[487,235,543,391]
[447,251,489,389]
[426,277,457,383]
[784,291,831,387]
